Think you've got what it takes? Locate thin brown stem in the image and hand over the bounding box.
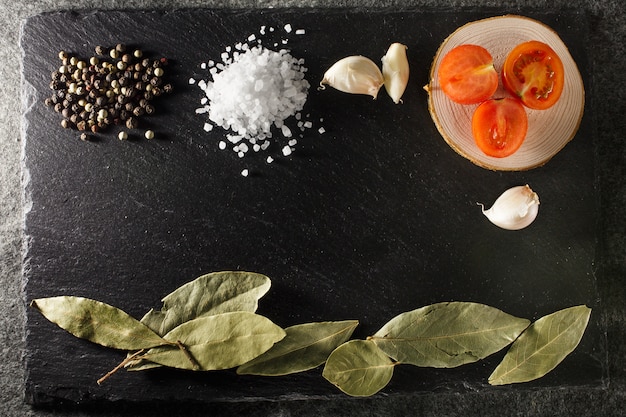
[176,340,200,371]
[97,349,147,385]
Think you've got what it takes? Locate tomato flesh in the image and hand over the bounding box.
[472,98,528,158]
[438,44,499,105]
[502,40,564,110]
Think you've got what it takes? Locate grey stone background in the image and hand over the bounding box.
[1,0,624,416]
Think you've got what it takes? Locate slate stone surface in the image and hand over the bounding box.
[1,1,625,416]
[20,6,602,407]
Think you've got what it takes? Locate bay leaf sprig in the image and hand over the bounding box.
[30,271,591,396]
[322,304,591,396]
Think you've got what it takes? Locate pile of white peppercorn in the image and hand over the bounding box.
[44,43,172,141]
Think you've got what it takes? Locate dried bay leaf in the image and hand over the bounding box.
[31,296,170,350]
[237,320,359,376]
[322,339,395,397]
[143,311,286,371]
[141,271,271,336]
[488,305,591,385]
[370,302,530,368]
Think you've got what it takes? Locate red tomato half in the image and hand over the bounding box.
[472,98,528,158]
[502,40,565,110]
[438,44,499,105]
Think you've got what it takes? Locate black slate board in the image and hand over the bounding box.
[21,8,605,407]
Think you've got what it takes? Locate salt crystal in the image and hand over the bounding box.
[248,34,256,42]
[219,141,227,149]
[281,125,292,137]
[295,29,305,35]
[203,122,213,132]
[201,62,207,69]
[189,78,196,84]
[282,146,292,156]
[284,23,292,33]
[303,121,312,128]
[267,156,274,163]
[260,25,266,35]
[241,169,249,176]
[318,127,326,134]
[288,139,297,146]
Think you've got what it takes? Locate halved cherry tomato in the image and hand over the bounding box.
[438,44,499,105]
[472,98,528,158]
[502,40,564,110]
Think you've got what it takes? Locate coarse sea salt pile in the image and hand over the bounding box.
[194,28,322,174]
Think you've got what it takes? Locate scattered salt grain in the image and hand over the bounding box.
[288,139,297,146]
[248,34,256,42]
[295,29,305,35]
[282,145,292,156]
[241,169,249,177]
[281,124,292,137]
[219,141,226,149]
[203,122,213,132]
[318,127,326,134]
[189,78,196,85]
[267,156,274,163]
[284,23,292,33]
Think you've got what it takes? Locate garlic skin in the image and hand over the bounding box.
[319,55,385,99]
[479,185,540,230]
[382,43,410,104]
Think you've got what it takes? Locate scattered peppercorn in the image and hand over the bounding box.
[44,44,173,141]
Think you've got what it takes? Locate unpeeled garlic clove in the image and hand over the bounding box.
[382,43,410,104]
[479,185,540,230]
[319,55,385,99]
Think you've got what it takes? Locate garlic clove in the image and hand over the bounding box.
[479,185,540,230]
[319,55,385,99]
[382,42,410,104]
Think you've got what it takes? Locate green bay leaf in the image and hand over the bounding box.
[488,305,592,385]
[140,271,271,336]
[143,311,285,371]
[322,339,395,397]
[31,296,169,351]
[371,302,530,368]
[237,320,359,376]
